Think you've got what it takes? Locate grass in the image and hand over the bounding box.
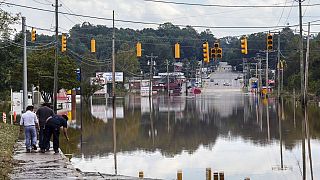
[0,123,20,179]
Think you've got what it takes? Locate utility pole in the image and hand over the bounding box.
[277,32,281,99]
[304,22,310,106]
[258,57,262,92]
[146,53,158,98]
[53,0,59,113]
[22,17,27,112]
[266,48,269,96]
[298,0,304,106]
[166,59,170,96]
[112,10,116,101]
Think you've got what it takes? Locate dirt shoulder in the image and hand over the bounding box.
[0,123,20,179]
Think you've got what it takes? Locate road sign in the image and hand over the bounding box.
[96,72,123,82]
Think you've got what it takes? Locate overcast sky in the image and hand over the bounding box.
[2,0,320,38]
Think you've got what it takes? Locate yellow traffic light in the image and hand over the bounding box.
[267,34,273,51]
[91,38,96,53]
[241,37,248,54]
[136,42,142,58]
[61,33,67,52]
[175,43,180,59]
[203,42,209,63]
[217,48,222,59]
[31,27,36,42]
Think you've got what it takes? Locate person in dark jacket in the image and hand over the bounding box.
[42,114,69,154]
[36,103,54,151]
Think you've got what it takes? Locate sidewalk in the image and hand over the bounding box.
[10,140,82,179]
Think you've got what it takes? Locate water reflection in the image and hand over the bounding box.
[60,93,320,180]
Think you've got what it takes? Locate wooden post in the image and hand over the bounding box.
[177,170,182,180]
[206,168,211,180]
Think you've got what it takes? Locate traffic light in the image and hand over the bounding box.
[211,48,216,59]
[267,34,273,51]
[175,43,180,59]
[203,42,209,63]
[31,27,36,42]
[61,33,67,52]
[240,37,248,54]
[136,42,142,57]
[214,43,219,49]
[91,38,96,53]
[217,48,222,59]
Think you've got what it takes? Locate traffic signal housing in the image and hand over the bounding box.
[217,48,222,59]
[61,33,67,52]
[136,42,142,58]
[203,42,209,63]
[175,43,180,59]
[214,43,219,49]
[31,27,36,42]
[267,34,273,51]
[91,38,96,53]
[241,37,248,54]
[211,48,216,59]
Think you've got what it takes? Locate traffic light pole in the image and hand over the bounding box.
[298,0,304,106]
[22,17,28,112]
[146,53,158,98]
[53,0,59,113]
[112,10,116,101]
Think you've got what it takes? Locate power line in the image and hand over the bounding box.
[2,1,303,29]
[144,0,320,8]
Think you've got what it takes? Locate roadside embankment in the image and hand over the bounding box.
[0,123,20,179]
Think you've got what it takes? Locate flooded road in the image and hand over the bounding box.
[60,93,320,180]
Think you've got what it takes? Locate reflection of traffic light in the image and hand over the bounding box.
[91,38,96,53]
[217,48,222,59]
[175,43,180,59]
[240,37,248,54]
[211,48,216,59]
[136,42,142,57]
[31,27,36,42]
[61,33,67,52]
[203,42,209,63]
[267,34,273,51]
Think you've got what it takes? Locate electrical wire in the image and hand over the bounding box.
[2,2,305,29]
[143,0,320,8]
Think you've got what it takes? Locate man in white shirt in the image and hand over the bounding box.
[20,105,39,153]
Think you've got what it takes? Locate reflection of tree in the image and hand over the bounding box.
[61,96,320,159]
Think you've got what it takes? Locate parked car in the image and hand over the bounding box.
[223,82,231,86]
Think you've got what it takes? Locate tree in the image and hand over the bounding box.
[12,48,79,102]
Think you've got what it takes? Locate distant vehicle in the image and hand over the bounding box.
[214,83,219,85]
[223,82,231,86]
[210,79,214,82]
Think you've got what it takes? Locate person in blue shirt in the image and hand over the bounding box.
[41,114,69,154]
[20,105,39,153]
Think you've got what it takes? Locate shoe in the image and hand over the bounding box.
[45,148,50,152]
[40,149,45,153]
[54,149,59,154]
[32,144,37,150]
[26,149,31,153]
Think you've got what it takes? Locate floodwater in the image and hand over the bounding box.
[60,93,320,180]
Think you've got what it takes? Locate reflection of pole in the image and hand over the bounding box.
[293,89,296,128]
[266,100,270,141]
[302,112,306,180]
[305,106,313,180]
[278,98,283,169]
[113,102,117,175]
[149,98,154,145]
[167,97,170,133]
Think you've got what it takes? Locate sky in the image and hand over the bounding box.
[1,0,320,38]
